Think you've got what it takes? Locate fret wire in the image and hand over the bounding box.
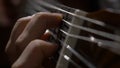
[63,55,83,68]
[59,29,120,55]
[63,20,120,42]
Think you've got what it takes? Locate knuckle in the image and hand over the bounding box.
[16,18,24,23]
[28,39,43,49]
[16,16,31,24]
[34,12,50,19]
[15,18,25,26]
[30,39,41,45]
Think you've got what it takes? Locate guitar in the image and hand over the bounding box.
[19,0,120,68]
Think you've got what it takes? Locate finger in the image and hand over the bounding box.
[8,16,32,43]
[11,39,58,68]
[40,30,51,40]
[16,12,62,52]
[5,16,32,63]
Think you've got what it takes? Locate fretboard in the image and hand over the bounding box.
[20,0,120,68]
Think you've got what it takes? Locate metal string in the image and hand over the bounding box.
[31,0,120,30]
[24,0,120,67]
[62,20,120,42]
[26,0,120,41]
[60,29,120,55]
[63,55,82,68]
[25,0,120,56]
[49,30,96,68]
[66,45,96,68]
[28,0,105,26]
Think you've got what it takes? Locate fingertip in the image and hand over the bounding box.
[40,30,51,40]
[33,12,63,28]
[51,13,63,26]
[52,13,63,20]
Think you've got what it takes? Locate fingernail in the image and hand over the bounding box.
[52,13,63,19]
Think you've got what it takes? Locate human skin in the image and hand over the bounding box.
[5,12,63,68]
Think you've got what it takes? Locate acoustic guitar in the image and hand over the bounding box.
[19,0,120,68]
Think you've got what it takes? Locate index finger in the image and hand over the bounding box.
[16,12,62,51]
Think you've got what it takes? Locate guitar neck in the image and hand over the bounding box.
[20,0,120,68]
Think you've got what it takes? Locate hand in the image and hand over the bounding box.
[5,12,62,68]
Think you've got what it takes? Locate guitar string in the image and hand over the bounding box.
[26,0,50,12]
[49,31,84,68]
[28,0,104,26]
[62,20,120,42]
[49,29,87,57]
[25,0,120,55]
[63,55,83,68]
[51,28,120,64]
[28,0,120,30]
[26,0,120,42]
[24,2,83,68]
[66,45,96,68]
[49,30,96,68]
[48,24,120,67]
[60,29,120,55]
[23,0,120,68]
[51,28,120,56]
[21,0,120,67]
